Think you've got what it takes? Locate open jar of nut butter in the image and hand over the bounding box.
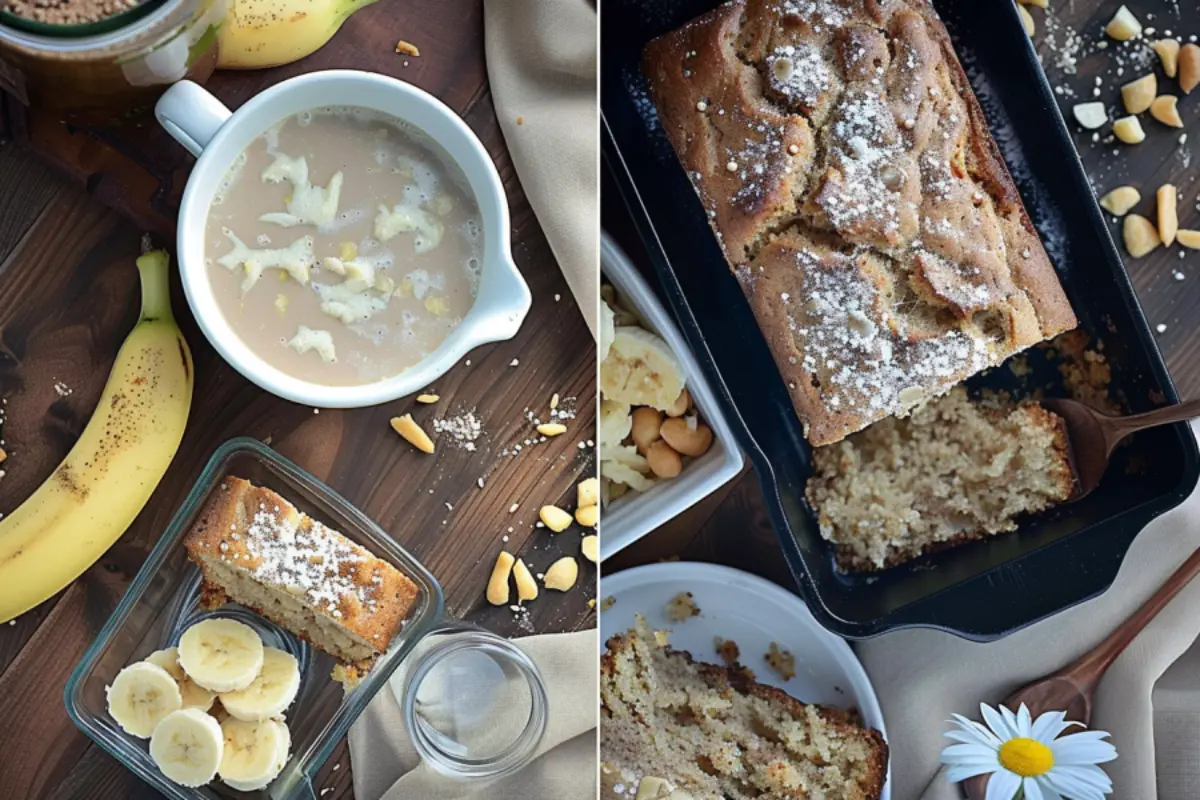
[0,0,223,124]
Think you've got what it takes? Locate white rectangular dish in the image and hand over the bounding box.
[600,233,744,560]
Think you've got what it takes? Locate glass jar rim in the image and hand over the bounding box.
[400,625,549,781]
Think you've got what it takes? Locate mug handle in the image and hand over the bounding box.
[155,80,233,157]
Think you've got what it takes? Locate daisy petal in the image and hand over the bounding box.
[1023,776,1045,800]
[982,704,1016,741]
[1051,732,1119,765]
[1016,704,1034,738]
[942,743,1001,760]
[1033,776,1064,800]
[1045,764,1113,799]
[946,763,1000,784]
[951,714,1003,749]
[999,704,1021,738]
[945,730,994,746]
[986,768,1021,800]
[1031,710,1070,742]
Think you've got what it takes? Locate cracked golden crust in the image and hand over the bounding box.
[643,0,1076,445]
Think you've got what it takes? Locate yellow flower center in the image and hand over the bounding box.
[998,738,1055,778]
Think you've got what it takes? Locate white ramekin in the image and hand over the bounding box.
[155,71,531,407]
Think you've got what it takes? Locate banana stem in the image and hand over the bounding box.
[136,251,174,323]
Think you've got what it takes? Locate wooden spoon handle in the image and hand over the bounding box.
[1109,398,1200,439]
[1061,545,1200,690]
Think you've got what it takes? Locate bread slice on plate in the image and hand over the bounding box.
[601,618,888,799]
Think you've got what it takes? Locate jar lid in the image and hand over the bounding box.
[391,626,548,780]
[0,0,165,39]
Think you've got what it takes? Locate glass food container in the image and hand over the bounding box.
[63,438,446,800]
[0,0,224,124]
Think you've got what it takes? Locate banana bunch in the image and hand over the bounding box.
[218,0,381,70]
[108,617,300,789]
[0,251,193,623]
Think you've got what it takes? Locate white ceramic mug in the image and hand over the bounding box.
[155,71,531,407]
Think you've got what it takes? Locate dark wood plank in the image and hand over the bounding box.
[0,144,66,266]
[0,3,596,797]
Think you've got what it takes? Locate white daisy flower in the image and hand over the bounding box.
[941,703,1117,800]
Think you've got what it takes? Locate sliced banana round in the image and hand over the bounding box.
[219,647,301,722]
[145,647,217,712]
[600,326,686,411]
[600,300,616,361]
[178,618,265,693]
[219,716,291,792]
[149,708,224,787]
[599,398,633,449]
[106,661,183,738]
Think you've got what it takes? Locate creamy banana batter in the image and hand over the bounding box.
[205,107,481,385]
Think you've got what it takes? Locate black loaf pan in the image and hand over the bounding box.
[601,0,1200,641]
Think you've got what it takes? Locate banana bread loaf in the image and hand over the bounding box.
[643,0,1076,445]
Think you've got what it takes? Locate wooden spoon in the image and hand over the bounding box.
[962,543,1200,799]
[1041,397,1200,501]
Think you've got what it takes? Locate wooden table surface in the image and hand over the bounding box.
[0,2,596,798]
[607,0,1200,598]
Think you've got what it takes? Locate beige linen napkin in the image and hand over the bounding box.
[483,0,599,337]
[857,421,1200,800]
[349,629,598,800]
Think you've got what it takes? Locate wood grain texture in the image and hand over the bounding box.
[0,2,597,798]
[604,0,1200,598]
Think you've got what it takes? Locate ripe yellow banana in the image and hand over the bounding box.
[217,0,381,70]
[0,251,193,623]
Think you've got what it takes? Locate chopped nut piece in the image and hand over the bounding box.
[1123,214,1161,258]
[1177,229,1200,249]
[1105,5,1142,41]
[1016,4,1034,36]
[1181,44,1200,94]
[1112,115,1146,144]
[577,477,599,508]
[512,559,538,601]
[394,40,420,57]
[1158,184,1179,246]
[0,447,6,464]
[665,591,700,622]
[765,642,797,681]
[1099,186,1141,216]
[549,392,560,410]
[575,504,598,528]
[536,423,567,437]
[543,557,578,591]
[1154,39,1181,78]
[1072,101,1108,130]
[487,551,515,606]
[390,414,435,454]
[415,393,440,404]
[1120,74,1157,114]
[539,505,573,532]
[581,535,599,563]
[1150,95,1184,127]
[665,389,691,418]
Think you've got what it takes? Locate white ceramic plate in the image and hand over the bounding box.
[600,235,744,560]
[601,562,891,799]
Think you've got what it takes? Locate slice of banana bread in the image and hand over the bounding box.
[601,620,888,800]
[184,477,419,684]
[806,386,1074,571]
